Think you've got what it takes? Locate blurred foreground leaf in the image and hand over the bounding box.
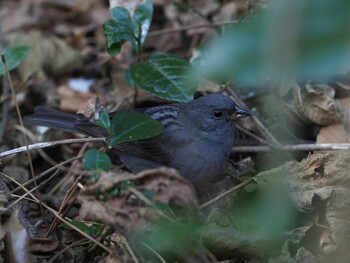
[196,0,350,85]
[131,52,198,102]
[0,46,30,76]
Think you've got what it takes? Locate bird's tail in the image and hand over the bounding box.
[24,106,79,133]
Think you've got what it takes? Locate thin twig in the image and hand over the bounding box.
[15,125,58,166]
[142,242,167,263]
[0,26,9,142]
[45,173,84,237]
[232,143,350,152]
[48,142,90,195]
[11,155,84,194]
[0,137,105,158]
[9,169,61,208]
[0,171,113,254]
[129,187,173,222]
[0,72,9,142]
[200,178,254,209]
[235,124,269,145]
[120,235,140,263]
[1,54,48,222]
[48,239,89,263]
[225,88,281,146]
[148,20,238,37]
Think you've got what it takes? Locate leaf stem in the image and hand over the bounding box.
[137,23,142,62]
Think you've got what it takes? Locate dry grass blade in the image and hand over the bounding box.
[0,171,113,254]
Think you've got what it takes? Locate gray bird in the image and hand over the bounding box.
[24,94,251,185]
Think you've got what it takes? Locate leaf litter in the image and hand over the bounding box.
[0,0,350,262]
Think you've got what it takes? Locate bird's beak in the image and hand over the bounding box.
[231,106,252,121]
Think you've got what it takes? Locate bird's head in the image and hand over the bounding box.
[181,94,251,133]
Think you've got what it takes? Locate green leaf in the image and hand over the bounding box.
[196,0,350,85]
[103,7,135,55]
[109,111,164,146]
[95,109,111,133]
[130,52,198,102]
[68,220,105,237]
[0,46,30,76]
[173,1,190,11]
[83,149,111,172]
[133,0,153,45]
[142,189,155,199]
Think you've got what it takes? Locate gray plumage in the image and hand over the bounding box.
[24,94,250,185]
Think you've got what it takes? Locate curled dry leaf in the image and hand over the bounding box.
[284,83,342,126]
[79,167,198,231]
[256,151,350,257]
[76,95,105,121]
[316,97,350,144]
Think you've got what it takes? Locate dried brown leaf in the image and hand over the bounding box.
[79,168,198,232]
[28,237,59,254]
[58,85,96,113]
[256,151,350,257]
[6,30,83,81]
[285,83,342,126]
[76,95,104,121]
[317,97,350,143]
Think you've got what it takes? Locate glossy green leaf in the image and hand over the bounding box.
[0,46,30,76]
[196,0,350,85]
[103,7,135,55]
[133,0,153,45]
[83,149,111,172]
[95,109,111,133]
[109,111,164,146]
[130,52,198,102]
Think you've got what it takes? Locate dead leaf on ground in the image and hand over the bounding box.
[284,83,342,126]
[28,237,60,254]
[316,97,350,143]
[256,151,350,259]
[58,84,96,113]
[76,95,105,121]
[79,167,198,232]
[6,30,83,81]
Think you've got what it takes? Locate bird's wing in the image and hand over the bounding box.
[114,139,170,164]
[74,115,108,137]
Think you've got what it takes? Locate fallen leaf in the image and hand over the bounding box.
[58,84,96,113]
[317,97,350,143]
[79,167,198,232]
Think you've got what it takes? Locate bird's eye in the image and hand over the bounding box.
[213,110,223,119]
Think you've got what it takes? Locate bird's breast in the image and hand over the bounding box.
[171,135,233,184]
